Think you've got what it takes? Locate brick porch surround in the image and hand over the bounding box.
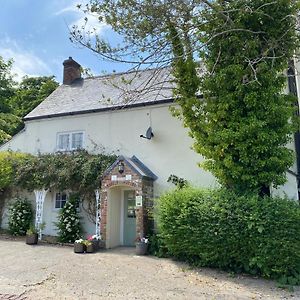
[100,156,157,247]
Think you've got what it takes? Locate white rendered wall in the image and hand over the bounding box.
[1,101,299,236]
[1,103,217,196]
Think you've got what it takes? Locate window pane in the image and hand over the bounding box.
[58,134,69,150]
[72,133,83,149]
[55,192,68,209]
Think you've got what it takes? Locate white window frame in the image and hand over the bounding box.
[53,191,69,210]
[56,131,85,152]
[53,191,81,212]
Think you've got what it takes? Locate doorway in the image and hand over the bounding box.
[123,190,136,246]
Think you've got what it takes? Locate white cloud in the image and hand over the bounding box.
[0,38,52,81]
[54,4,79,16]
[54,1,108,36]
[70,12,109,36]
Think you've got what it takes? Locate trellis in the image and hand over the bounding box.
[34,189,48,240]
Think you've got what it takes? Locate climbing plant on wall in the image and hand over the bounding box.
[0,150,116,223]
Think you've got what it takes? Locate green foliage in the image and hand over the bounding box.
[56,194,82,243]
[158,188,300,284]
[189,0,300,193]
[26,224,38,235]
[0,56,15,114]
[167,174,188,189]
[10,76,58,117]
[0,151,32,192]
[13,150,116,194]
[75,1,300,194]
[8,198,33,236]
[148,233,169,258]
[0,55,58,145]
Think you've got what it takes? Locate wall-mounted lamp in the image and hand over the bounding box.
[118,161,125,174]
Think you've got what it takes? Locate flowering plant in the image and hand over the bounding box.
[87,234,100,241]
[83,240,92,246]
[74,238,84,244]
[8,198,33,236]
[135,236,149,244]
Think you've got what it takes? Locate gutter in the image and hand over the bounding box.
[23,98,175,122]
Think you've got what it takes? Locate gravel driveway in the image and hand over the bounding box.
[0,239,299,300]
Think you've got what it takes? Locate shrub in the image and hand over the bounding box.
[0,151,31,192]
[158,188,300,284]
[148,233,169,258]
[56,194,82,243]
[8,198,33,235]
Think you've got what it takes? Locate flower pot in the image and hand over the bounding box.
[26,233,38,245]
[91,240,100,251]
[74,242,85,253]
[86,243,94,253]
[135,242,148,255]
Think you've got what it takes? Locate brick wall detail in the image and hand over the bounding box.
[100,161,154,247]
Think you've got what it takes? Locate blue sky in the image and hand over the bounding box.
[0,0,126,82]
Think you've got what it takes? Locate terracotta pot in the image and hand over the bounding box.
[136,242,148,255]
[26,233,38,245]
[74,242,85,253]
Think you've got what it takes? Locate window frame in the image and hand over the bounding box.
[56,131,85,152]
[53,191,69,210]
[53,191,81,212]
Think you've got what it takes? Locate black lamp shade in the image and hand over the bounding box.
[118,161,125,174]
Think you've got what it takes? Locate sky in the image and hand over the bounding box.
[0,0,127,83]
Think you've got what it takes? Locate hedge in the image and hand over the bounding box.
[157,188,300,285]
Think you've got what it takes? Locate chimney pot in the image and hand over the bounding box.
[63,57,81,85]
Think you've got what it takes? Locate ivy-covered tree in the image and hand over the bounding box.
[71,0,300,195]
[192,0,299,194]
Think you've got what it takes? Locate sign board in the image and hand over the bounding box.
[135,196,143,207]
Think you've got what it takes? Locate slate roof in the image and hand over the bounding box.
[24,67,175,121]
[103,155,158,180]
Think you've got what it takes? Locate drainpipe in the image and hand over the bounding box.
[287,60,300,201]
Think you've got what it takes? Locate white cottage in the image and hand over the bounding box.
[1,57,299,247]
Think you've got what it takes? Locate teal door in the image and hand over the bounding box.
[123,190,136,246]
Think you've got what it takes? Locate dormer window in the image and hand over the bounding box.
[57,131,84,151]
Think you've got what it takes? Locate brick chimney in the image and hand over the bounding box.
[63,57,81,85]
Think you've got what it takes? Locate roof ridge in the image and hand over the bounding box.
[83,65,172,81]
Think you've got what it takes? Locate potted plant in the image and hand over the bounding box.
[74,239,86,253]
[26,225,38,245]
[84,239,94,253]
[87,235,100,251]
[135,236,149,255]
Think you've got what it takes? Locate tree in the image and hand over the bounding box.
[10,76,59,117]
[0,56,15,114]
[71,0,300,195]
[0,56,21,144]
[0,56,59,145]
